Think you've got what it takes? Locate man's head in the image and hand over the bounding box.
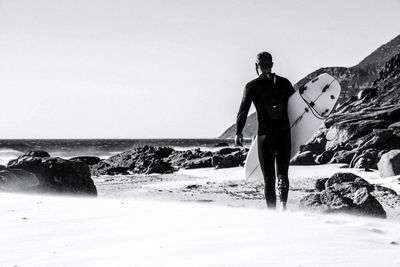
[255,52,273,75]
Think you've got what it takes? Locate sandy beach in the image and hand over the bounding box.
[2,163,400,266]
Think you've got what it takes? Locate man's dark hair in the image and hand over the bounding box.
[256,52,273,69]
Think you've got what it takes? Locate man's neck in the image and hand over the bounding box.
[259,70,272,76]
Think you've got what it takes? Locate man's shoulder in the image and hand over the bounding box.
[275,75,291,85]
[245,77,261,88]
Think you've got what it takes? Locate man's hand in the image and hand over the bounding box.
[235,134,243,146]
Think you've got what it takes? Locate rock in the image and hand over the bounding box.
[146,160,174,174]
[214,147,241,155]
[211,148,248,169]
[212,155,239,169]
[8,154,97,195]
[183,157,212,169]
[25,150,50,158]
[329,150,356,164]
[299,172,386,218]
[315,178,329,191]
[0,169,39,191]
[315,150,336,164]
[70,156,101,166]
[214,142,229,147]
[299,128,327,154]
[350,148,380,169]
[167,149,212,168]
[91,146,176,175]
[290,151,316,165]
[374,185,398,196]
[325,120,388,150]
[388,121,400,131]
[357,88,378,100]
[377,149,400,177]
[103,167,129,175]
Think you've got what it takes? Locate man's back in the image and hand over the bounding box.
[236,73,295,136]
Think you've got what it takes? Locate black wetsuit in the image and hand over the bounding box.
[236,73,295,207]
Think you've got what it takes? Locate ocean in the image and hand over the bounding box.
[0,138,251,166]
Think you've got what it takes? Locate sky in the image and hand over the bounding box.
[0,0,399,138]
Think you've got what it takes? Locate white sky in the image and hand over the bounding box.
[0,0,399,138]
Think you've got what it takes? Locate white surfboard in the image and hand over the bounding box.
[245,73,341,182]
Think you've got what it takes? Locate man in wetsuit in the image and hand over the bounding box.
[235,52,295,210]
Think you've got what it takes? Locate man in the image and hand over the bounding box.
[235,52,295,210]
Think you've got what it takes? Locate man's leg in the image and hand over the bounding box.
[257,135,276,208]
[276,130,291,210]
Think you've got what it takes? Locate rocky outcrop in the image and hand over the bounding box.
[377,150,400,177]
[299,173,386,218]
[219,35,400,139]
[7,151,97,195]
[90,146,175,175]
[290,151,316,165]
[296,50,400,170]
[90,146,248,175]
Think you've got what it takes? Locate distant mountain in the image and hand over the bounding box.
[219,34,400,139]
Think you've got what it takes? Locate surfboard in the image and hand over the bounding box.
[245,73,341,182]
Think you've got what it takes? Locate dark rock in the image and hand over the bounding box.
[325,120,388,150]
[104,167,129,175]
[8,155,97,195]
[183,157,212,169]
[212,155,239,169]
[350,148,380,169]
[214,142,229,147]
[315,178,329,191]
[70,156,101,166]
[146,160,174,174]
[25,150,50,158]
[290,151,316,165]
[0,169,39,191]
[168,148,212,168]
[299,128,327,154]
[0,165,7,170]
[299,172,386,218]
[377,149,400,177]
[214,147,241,155]
[374,185,398,196]
[329,150,356,164]
[315,150,336,164]
[211,148,248,169]
[185,184,202,190]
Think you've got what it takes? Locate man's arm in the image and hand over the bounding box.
[236,84,252,137]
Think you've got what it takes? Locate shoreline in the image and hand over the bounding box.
[93,164,400,220]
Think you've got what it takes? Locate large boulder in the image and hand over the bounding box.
[349,148,381,169]
[325,119,388,151]
[315,149,337,164]
[329,150,356,164]
[377,150,400,177]
[8,152,97,195]
[146,160,174,174]
[290,151,316,165]
[0,169,39,192]
[211,148,248,169]
[299,173,386,218]
[91,146,177,175]
[182,157,212,169]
